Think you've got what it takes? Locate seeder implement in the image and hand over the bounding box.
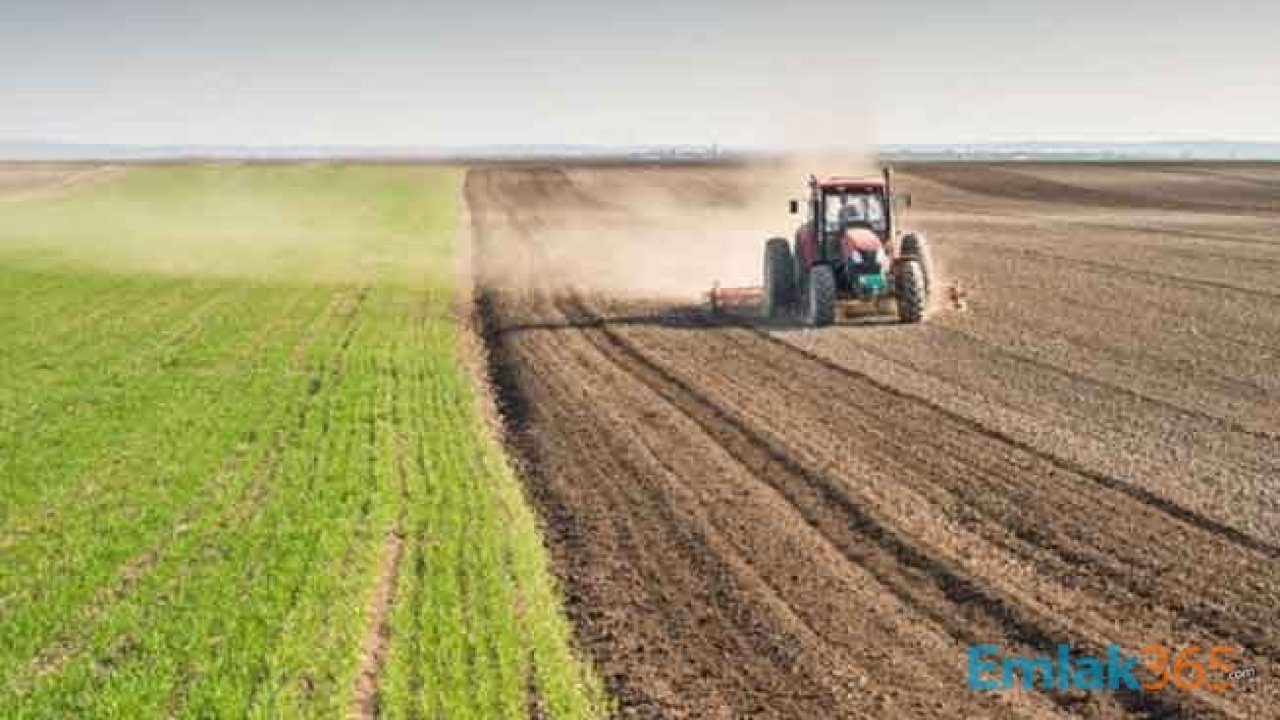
[706,283,763,313]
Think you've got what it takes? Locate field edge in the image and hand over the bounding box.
[448,184,611,719]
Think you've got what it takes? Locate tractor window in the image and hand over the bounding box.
[824,192,886,233]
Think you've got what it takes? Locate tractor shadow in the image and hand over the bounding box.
[491,300,904,337]
[490,305,725,337]
[749,309,905,331]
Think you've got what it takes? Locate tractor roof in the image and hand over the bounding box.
[817,176,885,190]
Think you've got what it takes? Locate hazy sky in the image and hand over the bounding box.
[2,1,1277,146]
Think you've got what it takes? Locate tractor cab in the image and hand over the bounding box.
[822,185,888,237]
[790,176,896,264]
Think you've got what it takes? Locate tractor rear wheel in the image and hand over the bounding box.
[763,237,795,319]
[895,260,927,324]
[898,233,934,297]
[805,264,836,327]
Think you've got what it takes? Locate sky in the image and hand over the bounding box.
[1,0,1278,147]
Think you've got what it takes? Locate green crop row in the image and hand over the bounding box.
[0,166,606,718]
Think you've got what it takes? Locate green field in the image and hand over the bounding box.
[0,166,606,718]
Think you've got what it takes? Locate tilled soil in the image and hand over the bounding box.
[468,165,1279,719]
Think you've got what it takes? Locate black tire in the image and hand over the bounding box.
[762,237,795,319]
[898,233,934,297]
[805,264,836,327]
[895,260,926,324]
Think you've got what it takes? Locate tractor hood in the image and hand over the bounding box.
[841,228,883,258]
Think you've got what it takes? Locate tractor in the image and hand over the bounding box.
[762,168,934,326]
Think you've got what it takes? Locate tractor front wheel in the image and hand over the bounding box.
[805,265,836,327]
[763,237,795,319]
[895,260,927,324]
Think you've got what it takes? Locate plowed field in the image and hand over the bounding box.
[469,164,1280,719]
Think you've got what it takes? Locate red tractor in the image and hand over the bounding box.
[763,168,933,326]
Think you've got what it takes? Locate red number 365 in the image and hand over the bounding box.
[1140,645,1239,692]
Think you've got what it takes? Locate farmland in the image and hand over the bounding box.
[4,160,1278,719]
[0,166,605,718]
[471,164,1279,718]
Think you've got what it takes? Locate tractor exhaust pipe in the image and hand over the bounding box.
[883,165,896,239]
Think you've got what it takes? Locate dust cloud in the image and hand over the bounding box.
[0,165,461,287]
[0,165,124,203]
[474,152,882,301]
[473,76,882,301]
